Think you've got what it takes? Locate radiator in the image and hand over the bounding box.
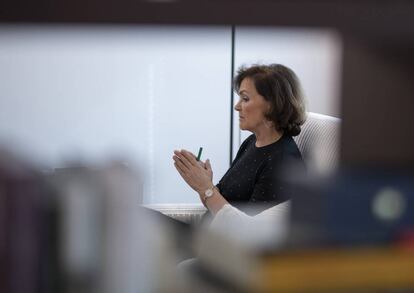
[144,204,207,225]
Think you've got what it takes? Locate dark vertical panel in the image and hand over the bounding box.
[229,25,236,166]
[341,35,414,167]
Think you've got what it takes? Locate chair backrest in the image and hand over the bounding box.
[293,112,341,173]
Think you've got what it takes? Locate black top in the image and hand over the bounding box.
[216,134,304,216]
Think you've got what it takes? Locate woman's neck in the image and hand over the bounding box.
[254,127,283,147]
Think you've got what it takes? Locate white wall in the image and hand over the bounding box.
[0,25,231,204]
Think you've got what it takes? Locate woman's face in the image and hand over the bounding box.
[234,78,271,132]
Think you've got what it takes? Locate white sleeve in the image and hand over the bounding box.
[208,202,290,248]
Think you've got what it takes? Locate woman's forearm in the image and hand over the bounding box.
[199,188,229,216]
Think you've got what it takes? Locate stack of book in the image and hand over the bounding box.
[0,150,170,293]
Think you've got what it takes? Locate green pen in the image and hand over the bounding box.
[196,147,203,161]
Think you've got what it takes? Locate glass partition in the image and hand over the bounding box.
[0,25,232,204]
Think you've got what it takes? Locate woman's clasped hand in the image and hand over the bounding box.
[173,149,213,195]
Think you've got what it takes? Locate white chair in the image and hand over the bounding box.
[294,112,341,174]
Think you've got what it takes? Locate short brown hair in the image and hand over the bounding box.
[234,64,306,136]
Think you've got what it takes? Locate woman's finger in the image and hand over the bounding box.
[198,161,206,168]
[181,150,198,166]
[174,162,187,178]
[181,149,198,160]
[173,155,190,172]
[174,150,193,168]
[205,159,212,171]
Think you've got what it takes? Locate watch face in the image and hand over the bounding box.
[205,189,214,197]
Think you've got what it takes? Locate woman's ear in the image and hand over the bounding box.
[265,100,273,115]
[263,102,274,128]
[263,118,274,129]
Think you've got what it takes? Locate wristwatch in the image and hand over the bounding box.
[203,185,216,203]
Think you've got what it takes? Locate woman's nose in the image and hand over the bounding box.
[234,100,241,111]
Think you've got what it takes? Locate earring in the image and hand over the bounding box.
[264,119,274,128]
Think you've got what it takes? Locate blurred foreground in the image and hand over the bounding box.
[1,147,414,293]
[0,148,187,293]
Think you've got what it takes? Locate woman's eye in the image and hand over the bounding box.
[242,96,249,101]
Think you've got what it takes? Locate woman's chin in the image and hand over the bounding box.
[238,123,247,131]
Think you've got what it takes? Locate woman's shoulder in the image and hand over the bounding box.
[279,135,305,169]
[268,134,303,161]
[281,134,298,148]
[282,135,302,156]
[257,136,305,176]
[243,133,256,143]
[231,134,255,164]
[239,134,256,150]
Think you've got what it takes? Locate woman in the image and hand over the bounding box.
[173,64,306,219]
